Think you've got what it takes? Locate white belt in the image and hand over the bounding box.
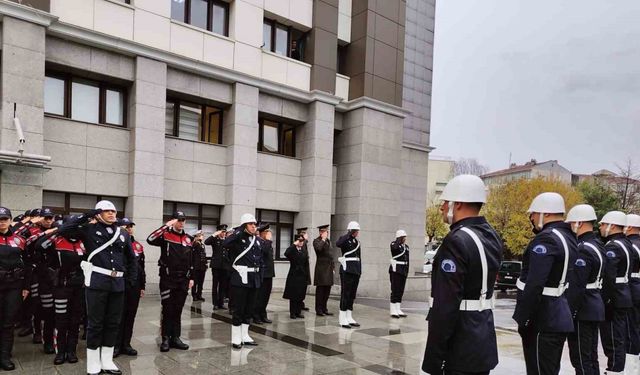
[247,267,260,272]
[631,273,640,279]
[516,279,569,297]
[344,257,360,261]
[616,276,629,284]
[586,281,602,290]
[393,261,407,265]
[92,266,124,278]
[429,297,495,311]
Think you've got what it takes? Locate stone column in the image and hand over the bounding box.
[0,17,46,212]
[221,83,259,227]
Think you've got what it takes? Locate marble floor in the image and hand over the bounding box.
[9,292,611,374]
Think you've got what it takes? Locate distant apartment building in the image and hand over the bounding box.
[426,156,453,204]
[481,159,572,186]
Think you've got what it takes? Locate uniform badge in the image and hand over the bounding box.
[13,237,21,246]
[575,259,586,267]
[119,235,125,242]
[96,231,102,236]
[242,239,246,243]
[441,259,457,273]
[606,251,616,258]
[106,227,113,234]
[532,245,547,255]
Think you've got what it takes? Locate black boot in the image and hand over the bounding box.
[261,315,272,324]
[121,345,138,356]
[160,336,170,352]
[169,337,189,350]
[66,350,78,363]
[0,357,14,371]
[53,352,66,365]
[113,346,121,358]
[32,333,43,344]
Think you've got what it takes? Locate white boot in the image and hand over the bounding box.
[346,310,360,327]
[396,303,407,317]
[86,348,101,375]
[100,347,121,373]
[241,324,257,346]
[231,325,242,349]
[625,354,637,375]
[390,303,400,318]
[338,310,351,328]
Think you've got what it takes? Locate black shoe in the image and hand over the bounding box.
[341,324,352,329]
[290,314,297,319]
[160,336,170,352]
[43,342,55,354]
[296,313,305,319]
[17,326,33,337]
[102,370,122,375]
[349,322,360,327]
[32,334,43,344]
[232,343,242,349]
[121,346,138,356]
[242,340,258,347]
[252,317,263,325]
[316,312,325,316]
[261,317,272,324]
[302,307,310,311]
[324,311,334,316]
[66,351,78,363]
[0,357,15,371]
[53,352,66,365]
[113,347,121,358]
[169,337,189,350]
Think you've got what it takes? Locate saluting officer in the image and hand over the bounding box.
[598,211,633,373]
[336,221,362,329]
[284,234,310,319]
[223,214,263,349]
[115,218,145,357]
[564,205,605,375]
[389,229,409,319]
[191,230,207,302]
[253,223,275,324]
[296,227,312,312]
[57,201,137,375]
[513,193,577,375]
[627,213,640,372]
[205,224,228,309]
[421,175,503,375]
[147,211,194,352]
[313,224,334,316]
[0,207,30,371]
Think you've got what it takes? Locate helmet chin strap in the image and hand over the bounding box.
[624,226,629,234]
[572,222,580,234]
[538,213,544,231]
[447,201,455,225]
[605,223,612,238]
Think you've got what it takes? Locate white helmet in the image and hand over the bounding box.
[440,174,487,203]
[600,211,627,227]
[626,214,640,229]
[566,204,597,223]
[347,221,360,231]
[240,213,257,225]
[527,192,566,214]
[95,200,116,212]
[395,229,407,238]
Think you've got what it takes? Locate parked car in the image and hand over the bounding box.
[495,261,522,292]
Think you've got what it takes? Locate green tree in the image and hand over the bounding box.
[484,177,583,257]
[577,179,619,218]
[425,204,449,242]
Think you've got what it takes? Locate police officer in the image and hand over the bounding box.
[564,205,605,375]
[598,211,633,373]
[389,229,409,319]
[627,213,640,372]
[421,175,503,375]
[115,218,145,357]
[206,224,228,309]
[313,224,334,316]
[222,214,263,349]
[296,227,312,311]
[57,200,137,375]
[253,223,274,324]
[191,230,207,302]
[284,234,310,319]
[0,207,30,371]
[336,221,362,328]
[147,211,194,352]
[513,192,577,375]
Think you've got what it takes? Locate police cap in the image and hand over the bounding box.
[0,207,12,220]
[216,224,228,231]
[172,211,187,220]
[41,208,55,218]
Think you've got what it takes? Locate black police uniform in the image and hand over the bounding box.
[206,229,228,309]
[513,221,577,375]
[58,211,138,352]
[422,216,503,374]
[223,227,263,327]
[389,239,410,305]
[565,232,605,375]
[117,235,145,356]
[629,233,640,359]
[147,222,193,350]
[599,233,633,372]
[336,232,361,314]
[0,209,29,371]
[283,243,310,318]
[191,239,207,301]
[254,235,274,323]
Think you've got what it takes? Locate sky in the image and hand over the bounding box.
[430,1,640,175]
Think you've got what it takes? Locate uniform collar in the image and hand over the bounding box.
[169,226,184,235]
[606,232,627,241]
[578,231,597,242]
[628,234,640,240]
[542,220,569,231]
[0,227,13,237]
[450,216,488,231]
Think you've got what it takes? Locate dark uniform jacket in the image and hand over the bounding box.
[131,237,146,290]
[261,239,275,279]
[601,233,633,309]
[147,226,194,284]
[192,240,208,271]
[0,227,28,290]
[223,229,264,289]
[302,241,311,285]
[423,216,503,373]
[336,233,361,276]
[59,215,137,292]
[313,237,334,286]
[565,232,605,322]
[283,244,310,301]
[513,221,577,332]
[627,234,640,305]
[389,240,410,276]
[206,235,225,270]
[30,232,85,287]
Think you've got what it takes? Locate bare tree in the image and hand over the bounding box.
[614,158,640,211]
[453,158,489,176]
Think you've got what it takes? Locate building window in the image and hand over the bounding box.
[263,19,306,61]
[166,97,223,144]
[163,201,221,235]
[43,191,127,217]
[256,209,294,260]
[171,0,229,37]
[44,72,127,127]
[258,118,296,157]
